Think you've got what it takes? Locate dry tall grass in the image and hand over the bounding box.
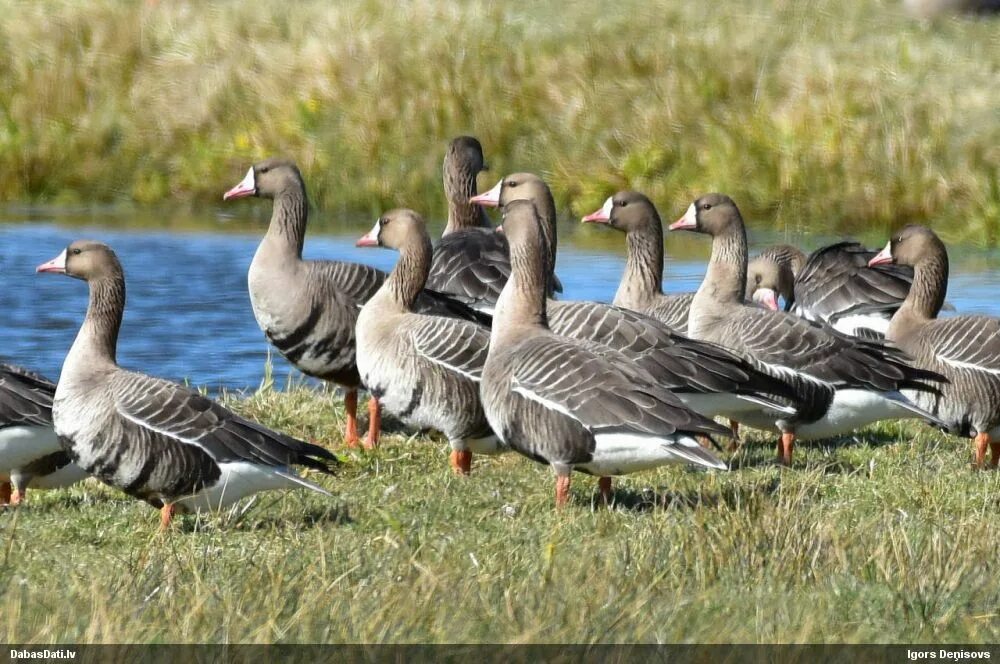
[0,0,997,240]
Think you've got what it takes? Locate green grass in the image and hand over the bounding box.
[3,384,1000,643]
[0,1,997,241]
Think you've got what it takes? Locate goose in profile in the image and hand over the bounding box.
[581,192,694,332]
[481,200,728,508]
[355,209,500,474]
[669,193,945,464]
[470,172,563,298]
[1,363,88,505]
[870,225,1000,467]
[424,137,509,313]
[37,241,338,528]
[223,158,486,449]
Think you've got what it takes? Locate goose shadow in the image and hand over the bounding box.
[590,476,782,513]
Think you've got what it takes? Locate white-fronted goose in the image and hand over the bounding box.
[1,363,88,505]
[669,193,945,464]
[355,209,499,474]
[870,225,1000,467]
[581,193,694,332]
[424,137,510,313]
[223,158,486,449]
[745,244,807,310]
[481,200,728,508]
[36,241,337,528]
[470,172,563,296]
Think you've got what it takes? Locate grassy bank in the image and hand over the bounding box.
[2,383,999,643]
[0,1,997,241]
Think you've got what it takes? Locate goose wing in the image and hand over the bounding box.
[426,228,510,311]
[728,307,939,393]
[0,363,55,428]
[410,317,491,382]
[509,336,729,440]
[926,316,1000,375]
[547,301,796,400]
[110,371,337,473]
[793,242,912,322]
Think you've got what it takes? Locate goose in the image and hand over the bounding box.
[669,193,945,464]
[869,225,1000,467]
[1,363,88,505]
[469,172,563,298]
[355,209,500,474]
[223,158,486,449]
[481,200,728,507]
[424,136,510,313]
[744,241,914,337]
[494,181,801,431]
[745,244,806,311]
[36,241,338,528]
[581,192,694,333]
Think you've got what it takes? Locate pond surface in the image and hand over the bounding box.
[3,204,999,395]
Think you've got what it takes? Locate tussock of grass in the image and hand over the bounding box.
[0,1,997,241]
[2,384,999,643]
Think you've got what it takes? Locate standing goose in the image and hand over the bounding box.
[745,244,807,311]
[669,193,945,464]
[36,241,337,528]
[493,181,802,428]
[581,192,694,333]
[223,158,485,449]
[869,225,1000,467]
[481,200,728,508]
[355,209,499,474]
[424,137,510,313]
[1,363,88,505]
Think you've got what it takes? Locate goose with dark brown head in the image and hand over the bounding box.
[669,193,946,464]
[870,225,1000,467]
[355,209,499,474]
[581,191,694,333]
[0,363,88,506]
[481,200,728,508]
[36,240,338,529]
[424,137,512,313]
[224,158,487,449]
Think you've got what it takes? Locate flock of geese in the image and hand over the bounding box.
[2,135,999,525]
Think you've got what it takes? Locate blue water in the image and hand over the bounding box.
[2,206,999,394]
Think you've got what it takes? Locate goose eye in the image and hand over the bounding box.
[619,200,627,207]
[755,274,762,284]
[507,180,518,188]
[380,217,390,226]
[259,166,270,174]
[71,248,82,256]
[701,203,712,211]
[894,237,902,243]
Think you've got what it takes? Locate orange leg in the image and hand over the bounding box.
[11,488,24,506]
[160,503,176,531]
[974,432,989,469]
[0,482,10,506]
[364,396,381,450]
[991,441,1000,469]
[598,477,612,506]
[343,389,360,448]
[449,449,473,475]
[777,432,795,465]
[555,475,571,508]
